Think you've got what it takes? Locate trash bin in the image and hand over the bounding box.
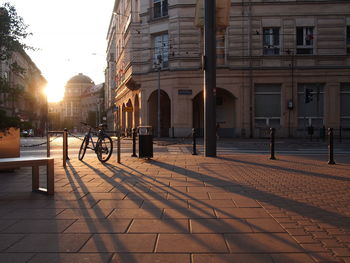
[138,126,153,159]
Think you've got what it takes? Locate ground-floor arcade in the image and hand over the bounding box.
[113,68,350,138]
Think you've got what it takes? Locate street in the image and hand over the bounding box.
[20,136,350,164]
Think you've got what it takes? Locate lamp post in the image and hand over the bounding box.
[204,0,216,157]
[156,55,162,138]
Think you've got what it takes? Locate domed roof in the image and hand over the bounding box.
[67,73,94,84]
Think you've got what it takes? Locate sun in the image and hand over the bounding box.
[44,82,64,103]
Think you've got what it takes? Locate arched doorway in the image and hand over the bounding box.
[126,99,133,135]
[148,90,171,137]
[134,95,140,128]
[193,88,236,137]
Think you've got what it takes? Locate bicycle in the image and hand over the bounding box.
[78,122,113,162]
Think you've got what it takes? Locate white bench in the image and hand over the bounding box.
[0,157,54,195]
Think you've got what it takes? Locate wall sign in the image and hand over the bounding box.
[178,89,192,95]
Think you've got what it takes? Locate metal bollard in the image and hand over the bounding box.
[328,128,336,165]
[192,128,197,155]
[117,129,121,164]
[270,128,276,160]
[64,128,70,161]
[131,128,137,157]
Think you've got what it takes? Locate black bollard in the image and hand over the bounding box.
[328,128,336,165]
[64,128,70,160]
[131,128,137,157]
[270,128,276,160]
[192,128,197,155]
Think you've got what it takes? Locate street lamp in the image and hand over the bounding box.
[156,55,162,138]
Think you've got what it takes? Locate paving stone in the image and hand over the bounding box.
[7,234,91,252]
[141,199,188,209]
[270,253,316,263]
[163,208,216,219]
[156,234,228,253]
[111,253,191,263]
[0,253,34,263]
[94,199,143,209]
[55,208,114,219]
[80,234,157,252]
[193,254,274,263]
[129,219,189,233]
[215,208,271,219]
[331,247,350,257]
[3,219,75,233]
[188,199,236,208]
[246,218,285,233]
[44,200,98,209]
[64,219,131,233]
[28,253,112,263]
[0,220,17,232]
[225,233,305,253]
[81,193,126,201]
[190,218,252,233]
[1,209,63,219]
[0,234,24,250]
[108,208,163,219]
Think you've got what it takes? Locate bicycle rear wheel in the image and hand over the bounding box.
[96,135,113,162]
[78,136,88,160]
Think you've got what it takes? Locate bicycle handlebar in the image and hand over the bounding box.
[80,122,107,130]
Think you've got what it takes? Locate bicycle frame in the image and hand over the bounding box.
[84,128,99,152]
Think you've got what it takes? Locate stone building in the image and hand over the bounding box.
[62,73,94,131]
[106,0,350,138]
[81,83,105,127]
[0,49,47,132]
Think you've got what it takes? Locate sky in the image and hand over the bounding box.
[0,0,115,102]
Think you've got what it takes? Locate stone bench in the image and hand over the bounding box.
[0,157,54,195]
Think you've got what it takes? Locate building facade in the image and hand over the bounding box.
[81,83,105,127]
[62,73,94,131]
[0,49,47,133]
[106,0,350,138]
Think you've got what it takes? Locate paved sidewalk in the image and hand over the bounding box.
[0,154,349,263]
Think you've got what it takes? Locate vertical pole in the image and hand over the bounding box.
[64,128,70,160]
[192,128,197,155]
[204,0,216,157]
[328,128,335,165]
[157,65,161,138]
[131,128,137,157]
[339,125,342,143]
[270,128,276,160]
[63,130,67,168]
[47,132,50,157]
[117,129,121,163]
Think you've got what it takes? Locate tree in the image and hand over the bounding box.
[0,2,30,61]
[0,3,31,119]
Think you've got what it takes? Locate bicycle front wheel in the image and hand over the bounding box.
[96,135,113,162]
[78,136,88,160]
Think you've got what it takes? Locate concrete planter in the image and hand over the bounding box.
[0,128,20,158]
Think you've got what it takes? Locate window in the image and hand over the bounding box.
[296,27,314,54]
[297,83,324,128]
[153,0,168,19]
[154,33,169,68]
[254,84,281,127]
[341,83,350,127]
[347,26,350,54]
[263,28,280,55]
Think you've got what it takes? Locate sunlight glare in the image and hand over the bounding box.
[45,82,64,103]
